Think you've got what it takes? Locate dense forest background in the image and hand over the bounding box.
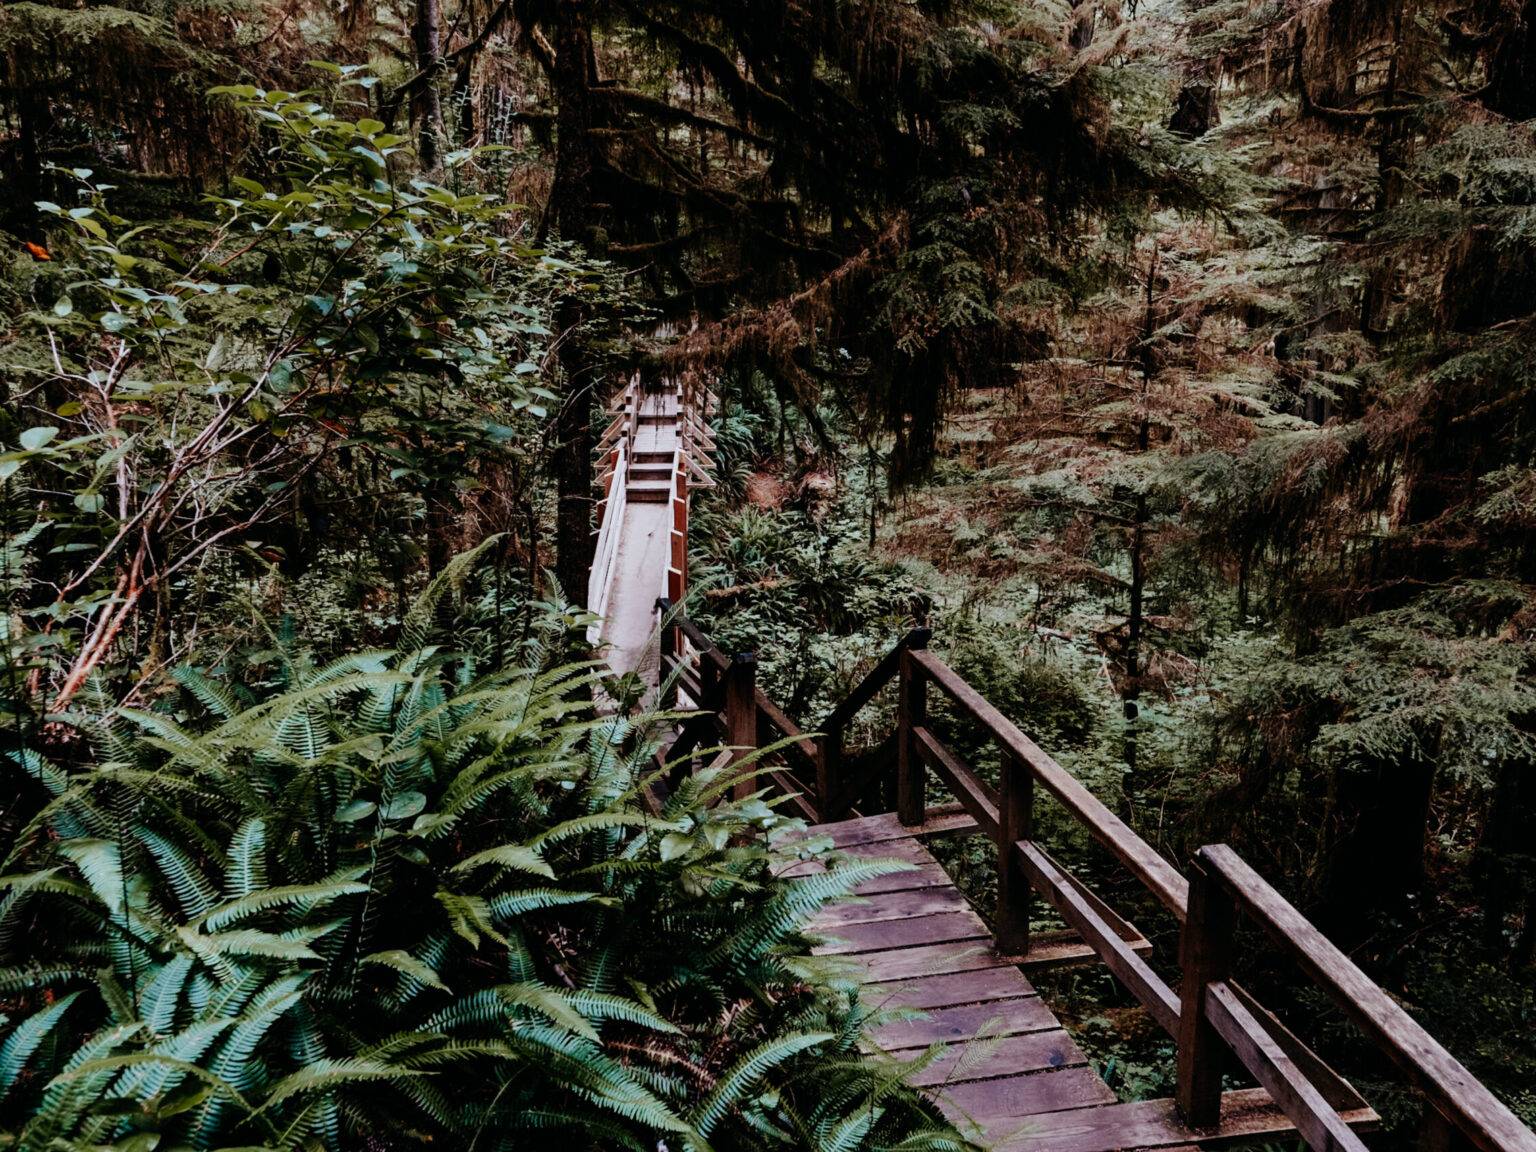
[2,0,1535,1145]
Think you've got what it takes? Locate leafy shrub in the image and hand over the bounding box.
[0,71,607,718]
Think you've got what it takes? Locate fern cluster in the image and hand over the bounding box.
[0,553,967,1151]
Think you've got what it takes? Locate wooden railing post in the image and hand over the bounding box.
[725,652,758,801]
[657,598,677,710]
[1421,1103,1470,1152]
[1177,856,1239,1128]
[699,653,721,711]
[896,629,930,826]
[996,749,1034,954]
[818,723,844,821]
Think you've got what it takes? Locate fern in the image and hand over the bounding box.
[0,991,82,1100]
[0,566,968,1151]
[691,1031,833,1137]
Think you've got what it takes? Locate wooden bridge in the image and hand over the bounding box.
[587,383,1536,1152]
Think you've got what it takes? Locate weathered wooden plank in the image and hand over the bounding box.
[937,1067,1117,1127]
[802,808,977,848]
[869,997,1057,1052]
[1205,980,1372,1152]
[809,885,969,927]
[867,966,1038,1011]
[1177,856,1238,1126]
[1199,845,1536,1152]
[851,862,955,894]
[776,858,952,893]
[811,910,990,955]
[1011,930,1111,972]
[1225,980,1368,1112]
[854,940,1018,983]
[773,832,931,878]
[905,1029,1089,1088]
[837,836,934,863]
[986,1088,1377,1152]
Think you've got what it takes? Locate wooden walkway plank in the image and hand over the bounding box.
[905,1029,1090,1088]
[853,939,1021,983]
[801,809,978,848]
[811,909,991,955]
[939,1067,1118,1126]
[868,996,1057,1051]
[867,966,1038,1011]
[985,1088,1378,1152]
[809,885,970,927]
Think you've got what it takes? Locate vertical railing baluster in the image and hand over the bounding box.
[996,748,1034,955]
[818,723,843,822]
[1176,853,1239,1128]
[657,599,677,711]
[896,632,930,826]
[725,652,758,802]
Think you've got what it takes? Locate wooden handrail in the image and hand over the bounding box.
[755,687,819,770]
[820,627,931,732]
[1194,845,1536,1152]
[909,648,1190,919]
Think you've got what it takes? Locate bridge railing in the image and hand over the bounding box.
[587,436,629,643]
[652,608,1536,1152]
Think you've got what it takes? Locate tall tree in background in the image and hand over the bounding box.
[1185,0,1536,954]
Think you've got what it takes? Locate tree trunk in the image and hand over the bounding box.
[1169,64,1220,137]
[1123,248,1157,779]
[1325,753,1436,954]
[1361,0,1408,337]
[548,0,600,607]
[1483,0,1536,119]
[1069,0,1096,50]
[413,0,446,171]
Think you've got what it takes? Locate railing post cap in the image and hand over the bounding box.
[909,627,932,648]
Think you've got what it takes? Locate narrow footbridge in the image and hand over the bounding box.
[586,382,1536,1152]
[587,372,715,680]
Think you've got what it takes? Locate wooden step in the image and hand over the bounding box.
[628,466,674,482]
[800,809,979,848]
[906,1028,1090,1088]
[809,885,970,927]
[868,966,1039,1011]
[939,1068,1117,1129]
[633,450,673,464]
[811,908,991,956]
[627,482,673,503]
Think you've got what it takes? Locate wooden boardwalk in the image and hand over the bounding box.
[793,813,1377,1152]
[597,380,1536,1152]
[590,381,713,686]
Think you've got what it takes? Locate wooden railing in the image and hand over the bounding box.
[587,437,629,643]
[652,608,1536,1152]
